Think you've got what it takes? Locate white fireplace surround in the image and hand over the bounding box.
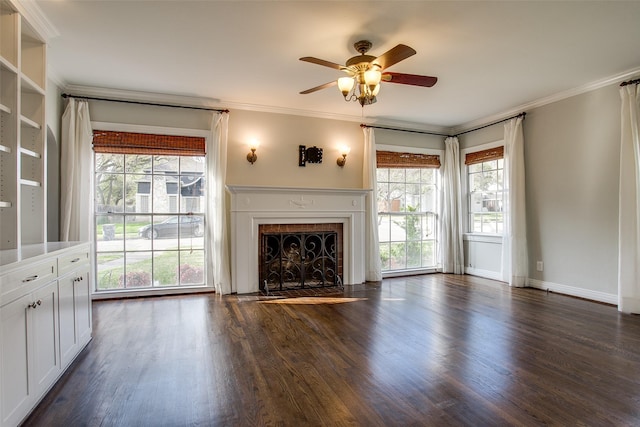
[227,185,369,294]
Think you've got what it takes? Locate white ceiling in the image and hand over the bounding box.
[32,1,640,130]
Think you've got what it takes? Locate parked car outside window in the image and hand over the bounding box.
[138,216,204,239]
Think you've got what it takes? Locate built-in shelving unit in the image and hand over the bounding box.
[0,0,47,249]
[0,6,91,427]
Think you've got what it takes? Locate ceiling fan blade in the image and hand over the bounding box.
[300,80,337,95]
[371,44,416,70]
[299,57,347,71]
[382,72,438,87]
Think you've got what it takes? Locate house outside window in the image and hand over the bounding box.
[375,147,441,273]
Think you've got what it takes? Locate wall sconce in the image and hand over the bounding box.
[247,140,259,165]
[337,145,350,167]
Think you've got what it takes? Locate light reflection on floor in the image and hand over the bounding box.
[258,297,367,305]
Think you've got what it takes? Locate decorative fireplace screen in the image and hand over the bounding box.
[260,231,339,292]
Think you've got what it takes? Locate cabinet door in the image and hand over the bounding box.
[58,266,92,368]
[30,281,59,395]
[0,295,31,427]
[75,267,92,348]
[58,274,78,368]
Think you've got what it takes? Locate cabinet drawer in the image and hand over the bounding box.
[58,248,90,276]
[0,259,57,306]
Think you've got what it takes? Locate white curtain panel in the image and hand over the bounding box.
[618,83,640,314]
[441,136,464,274]
[206,113,232,294]
[362,127,382,281]
[60,99,93,242]
[501,117,528,287]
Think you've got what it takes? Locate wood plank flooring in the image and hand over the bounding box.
[24,274,640,426]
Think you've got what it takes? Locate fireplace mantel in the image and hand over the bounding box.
[227,185,369,294]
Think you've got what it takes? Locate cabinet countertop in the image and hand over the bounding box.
[0,242,89,270]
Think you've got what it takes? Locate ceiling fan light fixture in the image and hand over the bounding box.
[338,76,355,97]
[364,69,382,90]
[300,40,437,107]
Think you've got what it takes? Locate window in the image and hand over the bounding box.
[465,145,504,234]
[376,149,440,272]
[93,130,207,292]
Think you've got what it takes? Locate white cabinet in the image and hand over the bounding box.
[0,0,47,250]
[0,267,58,427]
[0,294,31,427]
[58,248,92,368]
[0,243,92,427]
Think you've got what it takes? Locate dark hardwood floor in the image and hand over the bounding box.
[25,274,640,426]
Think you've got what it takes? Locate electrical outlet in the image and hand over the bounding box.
[536,261,544,272]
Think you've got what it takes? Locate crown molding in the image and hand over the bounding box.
[451,66,640,135]
[62,84,452,134]
[47,66,65,91]
[63,85,222,109]
[12,0,59,41]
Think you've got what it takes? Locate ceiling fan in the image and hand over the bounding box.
[299,40,438,107]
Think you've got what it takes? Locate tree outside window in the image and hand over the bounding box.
[467,158,504,234]
[377,167,438,272]
[94,153,206,291]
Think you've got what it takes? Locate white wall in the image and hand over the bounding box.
[524,85,619,301]
[374,127,445,151]
[226,110,363,189]
[459,83,621,302]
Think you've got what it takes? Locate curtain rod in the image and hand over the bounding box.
[620,78,640,87]
[61,93,229,113]
[454,112,526,137]
[359,123,449,137]
[361,112,526,139]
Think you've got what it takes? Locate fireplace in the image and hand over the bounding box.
[227,186,369,294]
[259,223,343,291]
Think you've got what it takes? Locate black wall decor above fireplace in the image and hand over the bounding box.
[260,231,338,291]
[298,145,323,166]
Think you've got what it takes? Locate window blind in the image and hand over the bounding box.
[376,150,441,168]
[92,130,205,156]
[464,146,504,165]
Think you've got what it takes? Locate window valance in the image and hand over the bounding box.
[92,130,205,156]
[464,146,504,165]
[376,150,441,168]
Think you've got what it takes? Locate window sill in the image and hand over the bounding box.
[463,233,503,244]
[382,268,440,279]
[92,285,213,300]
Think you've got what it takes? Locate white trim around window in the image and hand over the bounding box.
[376,144,444,278]
[90,121,213,300]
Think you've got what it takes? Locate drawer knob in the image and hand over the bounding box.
[70,257,81,263]
[22,275,39,283]
[28,300,41,309]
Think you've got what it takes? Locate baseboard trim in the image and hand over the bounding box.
[463,269,618,305]
[465,267,504,282]
[527,278,617,305]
